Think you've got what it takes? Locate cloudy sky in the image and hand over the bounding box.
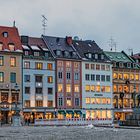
[0,0,140,54]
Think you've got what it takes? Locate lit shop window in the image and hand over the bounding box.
[91,111,96,119]
[106,86,111,93]
[66,61,71,68]
[135,74,139,80]
[0,56,4,66]
[106,98,111,104]
[96,64,100,70]
[86,111,90,119]
[74,85,79,92]
[124,74,129,80]
[101,65,105,70]
[106,65,110,71]
[102,110,106,118]
[66,84,71,93]
[91,85,95,92]
[91,64,95,70]
[96,85,100,92]
[107,110,112,118]
[96,110,101,119]
[58,84,63,92]
[24,61,30,69]
[86,98,90,104]
[66,98,72,106]
[124,85,129,93]
[118,73,123,79]
[35,62,43,69]
[47,63,53,70]
[91,98,95,104]
[101,86,105,92]
[102,98,106,104]
[130,74,134,80]
[118,85,123,92]
[48,76,53,83]
[10,57,16,67]
[85,85,90,92]
[85,63,89,69]
[113,73,117,79]
[113,85,117,92]
[96,98,101,104]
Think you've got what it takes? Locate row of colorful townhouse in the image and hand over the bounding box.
[0,26,140,124]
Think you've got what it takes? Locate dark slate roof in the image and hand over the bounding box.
[42,35,80,59]
[72,40,110,62]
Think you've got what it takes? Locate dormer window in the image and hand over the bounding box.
[8,43,15,51]
[45,52,49,58]
[56,50,61,56]
[25,51,29,56]
[133,63,137,68]
[113,62,116,67]
[34,52,39,56]
[3,32,8,37]
[64,51,69,57]
[127,63,131,68]
[101,54,104,60]
[95,54,98,59]
[72,51,76,58]
[87,53,92,59]
[119,62,123,68]
[0,42,3,51]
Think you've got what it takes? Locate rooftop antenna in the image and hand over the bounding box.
[42,15,47,35]
[128,48,133,56]
[108,37,117,52]
[13,20,16,27]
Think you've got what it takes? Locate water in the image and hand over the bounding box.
[0,126,139,140]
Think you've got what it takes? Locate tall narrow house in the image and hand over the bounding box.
[0,26,22,124]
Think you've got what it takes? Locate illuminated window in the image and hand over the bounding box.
[36,100,43,107]
[10,57,16,67]
[124,85,129,93]
[91,110,96,119]
[58,84,63,92]
[96,98,101,104]
[106,98,111,104]
[91,85,95,92]
[66,98,72,106]
[74,85,79,92]
[86,98,90,104]
[74,62,79,68]
[0,72,4,82]
[96,64,100,70]
[35,62,43,69]
[47,63,53,70]
[107,110,112,118]
[85,63,89,69]
[66,84,71,93]
[48,100,53,107]
[85,85,90,92]
[96,85,100,92]
[118,85,123,92]
[24,61,30,69]
[0,56,4,66]
[106,65,110,71]
[91,98,95,104]
[136,85,139,93]
[124,74,129,80]
[24,100,30,107]
[135,74,139,80]
[58,61,63,67]
[113,85,117,92]
[113,73,117,79]
[0,43,3,50]
[130,74,134,80]
[118,73,123,79]
[101,65,105,70]
[102,110,106,118]
[9,44,15,51]
[96,110,101,119]
[106,86,111,93]
[66,61,71,68]
[91,64,95,69]
[102,98,106,104]
[48,76,53,83]
[101,86,105,92]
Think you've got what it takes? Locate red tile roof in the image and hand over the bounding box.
[0,26,22,51]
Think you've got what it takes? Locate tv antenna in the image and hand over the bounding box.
[128,48,133,56]
[42,15,47,35]
[108,37,117,52]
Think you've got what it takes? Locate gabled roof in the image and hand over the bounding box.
[0,26,22,52]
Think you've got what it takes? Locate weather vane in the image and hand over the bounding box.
[42,15,47,35]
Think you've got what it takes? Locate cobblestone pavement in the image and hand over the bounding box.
[0,125,140,140]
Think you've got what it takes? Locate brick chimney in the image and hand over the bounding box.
[66,36,72,46]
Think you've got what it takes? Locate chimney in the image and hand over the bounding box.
[66,36,72,46]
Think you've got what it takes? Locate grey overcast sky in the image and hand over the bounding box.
[0,0,140,54]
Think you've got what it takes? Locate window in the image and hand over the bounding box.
[106,86,111,93]
[101,75,105,81]
[25,87,30,94]
[58,84,63,92]
[35,62,43,69]
[3,32,8,37]
[0,43,3,50]
[48,76,53,83]
[91,74,95,81]
[66,72,71,80]
[10,57,16,67]
[130,74,134,80]
[101,86,105,92]
[24,100,30,107]
[74,73,79,80]
[106,65,110,71]
[66,62,71,68]
[85,85,90,92]
[0,56,4,66]
[66,84,71,93]
[74,62,79,68]
[24,75,30,82]
[101,54,104,60]
[24,61,30,69]
[113,85,117,92]
[86,98,90,104]
[75,98,80,106]
[9,44,15,51]
[48,88,53,94]
[58,98,63,106]
[34,52,39,56]
[10,72,16,83]
[24,51,29,56]
[106,75,110,82]
[58,61,63,67]
[118,85,123,92]
[1,93,8,102]
[85,74,90,80]
[118,73,123,79]
[96,64,100,70]
[124,74,129,80]
[96,75,100,81]
[106,98,111,104]
[12,93,19,103]
[36,100,43,107]
[135,74,139,80]
[91,85,95,92]
[96,85,100,92]
[66,98,72,106]
[0,72,4,82]
[74,85,79,92]
[119,62,123,68]
[113,73,117,79]
[35,75,42,83]
[95,54,98,59]
[35,88,42,94]
[102,98,106,104]
[85,63,89,69]
[48,100,53,107]
[47,63,53,70]
[58,72,63,79]
[96,98,101,104]
[91,98,95,104]
[101,65,105,70]
[91,64,95,70]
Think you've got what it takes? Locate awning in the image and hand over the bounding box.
[66,110,74,114]
[58,110,66,114]
[74,110,82,115]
